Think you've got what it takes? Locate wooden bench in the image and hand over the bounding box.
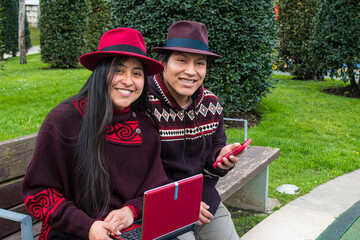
[216,145,280,212]
[0,121,280,239]
[216,118,280,212]
[0,133,41,240]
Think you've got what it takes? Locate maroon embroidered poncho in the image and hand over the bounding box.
[21,97,168,239]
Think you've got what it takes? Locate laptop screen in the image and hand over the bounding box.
[111,174,203,240]
[142,174,203,240]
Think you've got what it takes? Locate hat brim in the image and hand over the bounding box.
[79,51,164,76]
[151,47,222,59]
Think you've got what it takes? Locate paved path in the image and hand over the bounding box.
[3,45,40,59]
[241,169,360,240]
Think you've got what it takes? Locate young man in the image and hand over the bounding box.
[148,21,241,239]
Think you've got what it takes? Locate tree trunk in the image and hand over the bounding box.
[346,62,357,88]
[19,0,27,64]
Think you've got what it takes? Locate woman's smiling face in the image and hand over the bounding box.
[109,57,145,110]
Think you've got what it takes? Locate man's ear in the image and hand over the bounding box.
[161,61,167,72]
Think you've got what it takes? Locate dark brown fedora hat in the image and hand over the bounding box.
[79,28,164,76]
[152,20,222,59]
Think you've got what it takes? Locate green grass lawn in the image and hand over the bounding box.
[29,25,40,46]
[226,75,360,236]
[227,75,360,204]
[1,54,360,236]
[0,54,90,140]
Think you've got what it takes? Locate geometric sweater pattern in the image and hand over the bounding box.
[148,74,229,215]
[149,74,224,142]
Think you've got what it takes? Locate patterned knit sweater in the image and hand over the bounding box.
[148,74,230,215]
[21,97,168,239]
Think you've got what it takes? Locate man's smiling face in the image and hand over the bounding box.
[162,51,207,107]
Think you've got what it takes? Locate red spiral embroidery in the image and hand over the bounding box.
[39,223,51,240]
[106,121,142,144]
[72,98,142,145]
[24,188,65,239]
[72,98,87,117]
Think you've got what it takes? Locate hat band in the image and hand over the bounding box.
[165,38,209,51]
[100,44,145,56]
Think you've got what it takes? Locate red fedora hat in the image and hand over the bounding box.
[79,28,164,75]
[152,21,222,59]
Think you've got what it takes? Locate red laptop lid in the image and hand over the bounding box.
[141,174,203,240]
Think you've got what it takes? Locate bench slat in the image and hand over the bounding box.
[0,133,37,182]
[0,178,23,209]
[216,145,280,201]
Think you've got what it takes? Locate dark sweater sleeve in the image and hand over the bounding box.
[21,107,95,239]
[23,189,95,239]
[202,114,232,177]
[201,114,232,215]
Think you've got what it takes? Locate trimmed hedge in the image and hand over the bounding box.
[25,13,31,51]
[0,6,4,69]
[277,0,320,80]
[85,0,111,53]
[0,0,18,57]
[0,0,31,58]
[111,0,277,114]
[40,0,88,68]
[309,0,360,88]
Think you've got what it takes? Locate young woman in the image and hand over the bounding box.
[22,28,168,240]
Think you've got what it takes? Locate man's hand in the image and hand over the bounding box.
[198,201,214,226]
[104,206,134,236]
[215,143,242,170]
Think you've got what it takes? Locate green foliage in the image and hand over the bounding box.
[25,13,32,51]
[111,0,277,114]
[277,0,322,80]
[0,6,5,69]
[309,0,360,88]
[85,0,111,52]
[40,0,89,68]
[0,0,19,57]
[0,0,31,58]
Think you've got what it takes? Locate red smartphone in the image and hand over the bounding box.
[212,138,252,168]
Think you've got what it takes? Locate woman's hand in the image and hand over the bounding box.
[89,221,113,240]
[104,206,135,236]
[215,143,241,170]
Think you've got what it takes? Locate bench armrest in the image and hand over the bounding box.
[0,208,33,240]
[224,118,248,141]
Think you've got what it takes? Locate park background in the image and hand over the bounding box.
[0,0,359,238]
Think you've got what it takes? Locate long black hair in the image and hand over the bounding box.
[68,56,150,218]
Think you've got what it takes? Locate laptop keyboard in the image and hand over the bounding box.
[119,227,142,240]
